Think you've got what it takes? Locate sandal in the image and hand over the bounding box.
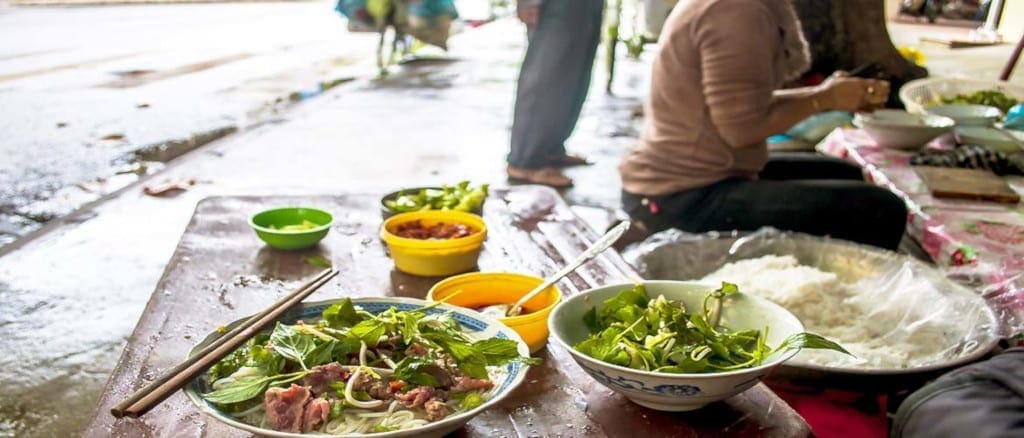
[507,166,573,188]
[547,154,592,168]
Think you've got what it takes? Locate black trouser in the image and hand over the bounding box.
[622,154,907,250]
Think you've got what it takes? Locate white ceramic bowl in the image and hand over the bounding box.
[184,297,531,438]
[924,104,1003,126]
[853,110,955,149]
[548,281,805,412]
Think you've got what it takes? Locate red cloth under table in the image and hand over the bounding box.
[768,382,889,438]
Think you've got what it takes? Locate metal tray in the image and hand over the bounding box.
[624,229,1002,392]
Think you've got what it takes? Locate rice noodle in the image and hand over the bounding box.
[700,254,971,369]
[344,342,385,409]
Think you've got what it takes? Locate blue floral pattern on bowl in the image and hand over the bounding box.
[578,363,702,396]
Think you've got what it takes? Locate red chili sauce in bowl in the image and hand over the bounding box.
[394,220,478,240]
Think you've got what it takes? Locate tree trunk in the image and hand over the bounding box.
[794,0,928,107]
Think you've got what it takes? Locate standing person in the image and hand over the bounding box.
[507,0,605,188]
[618,0,908,249]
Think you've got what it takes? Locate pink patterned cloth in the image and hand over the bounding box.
[817,128,1024,340]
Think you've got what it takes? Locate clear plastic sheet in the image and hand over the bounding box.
[622,228,1002,373]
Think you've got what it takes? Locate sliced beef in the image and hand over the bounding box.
[301,397,330,432]
[264,384,310,432]
[350,370,373,392]
[395,386,437,408]
[302,363,349,396]
[404,343,428,357]
[366,380,392,400]
[424,398,449,422]
[349,369,393,401]
[449,376,493,394]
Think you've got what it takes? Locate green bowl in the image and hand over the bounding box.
[249,207,333,250]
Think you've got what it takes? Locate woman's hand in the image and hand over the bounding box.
[817,71,890,112]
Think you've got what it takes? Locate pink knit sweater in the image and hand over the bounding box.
[619,0,811,196]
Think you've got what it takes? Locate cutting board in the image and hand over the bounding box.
[915,166,1021,204]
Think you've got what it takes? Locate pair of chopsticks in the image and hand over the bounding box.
[110,267,339,419]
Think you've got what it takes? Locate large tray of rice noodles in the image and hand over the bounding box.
[622,228,1002,390]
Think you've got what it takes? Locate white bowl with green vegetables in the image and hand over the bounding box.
[548,281,847,412]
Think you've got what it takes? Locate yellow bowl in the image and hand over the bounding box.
[380,211,487,276]
[427,272,562,353]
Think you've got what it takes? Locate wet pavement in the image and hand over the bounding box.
[0,1,378,248]
[1,7,1021,436]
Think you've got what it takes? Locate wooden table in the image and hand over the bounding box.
[85,186,810,437]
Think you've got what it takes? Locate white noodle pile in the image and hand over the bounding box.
[700,255,965,369]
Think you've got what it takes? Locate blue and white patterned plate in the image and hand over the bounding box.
[183,297,531,438]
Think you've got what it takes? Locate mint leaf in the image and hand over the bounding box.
[428,337,487,379]
[471,339,521,365]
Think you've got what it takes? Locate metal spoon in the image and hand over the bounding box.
[480,221,631,318]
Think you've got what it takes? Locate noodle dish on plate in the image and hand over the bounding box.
[184,297,535,437]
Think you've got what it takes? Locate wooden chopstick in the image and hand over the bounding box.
[110,268,338,418]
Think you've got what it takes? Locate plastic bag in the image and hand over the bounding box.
[622,227,1005,370]
[401,0,458,50]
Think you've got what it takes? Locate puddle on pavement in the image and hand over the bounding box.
[369,60,462,90]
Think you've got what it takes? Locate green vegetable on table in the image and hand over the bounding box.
[939,90,1019,114]
[573,283,850,374]
[384,181,489,213]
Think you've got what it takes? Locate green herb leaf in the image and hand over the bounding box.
[583,307,599,332]
[269,323,316,369]
[248,342,285,376]
[598,285,649,325]
[460,392,485,410]
[329,401,344,419]
[773,332,852,356]
[428,337,488,379]
[348,319,386,347]
[392,355,436,381]
[322,299,362,329]
[406,372,441,388]
[471,339,522,365]
[300,255,332,268]
[305,340,337,368]
[202,376,274,405]
[716,282,739,296]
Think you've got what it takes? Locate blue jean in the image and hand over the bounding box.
[622,154,908,250]
[508,0,605,169]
